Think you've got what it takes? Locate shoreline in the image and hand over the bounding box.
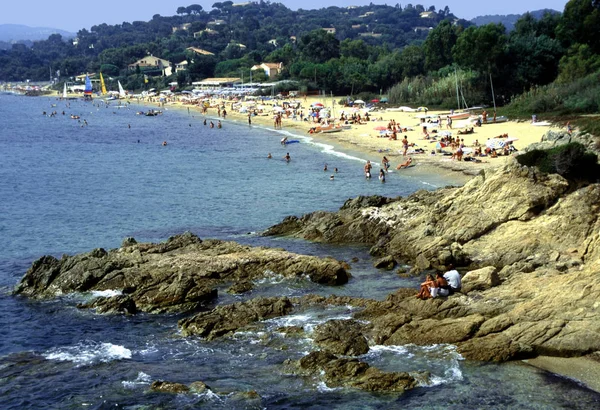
[156,94,566,183]
[524,355,600,393]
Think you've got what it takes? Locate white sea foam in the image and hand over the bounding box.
[90,289,122,298]
[316,380,339,392]
[122,371,152,389]
[43,341,132,366]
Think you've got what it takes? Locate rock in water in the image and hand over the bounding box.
[15,233,349,314]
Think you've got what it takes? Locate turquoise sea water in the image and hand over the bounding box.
[0,93,598,408]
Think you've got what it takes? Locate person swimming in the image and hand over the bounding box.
[267,153,272,159]
[162,141,168,146]
[323,164,328,171]
[284,152,291,162]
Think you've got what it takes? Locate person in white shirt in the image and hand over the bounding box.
[443,264,462,294]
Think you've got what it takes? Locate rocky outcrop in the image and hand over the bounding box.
[179,297,294,339]
[14,232,350,313]
[261,158,600,362]
[526,130,600,157]
[285,350,421,393]
[313,319,370,356]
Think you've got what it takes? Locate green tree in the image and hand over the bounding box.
[556,44,600,83]
[297,30,340,63]
[423,20,459,72]
[452,24,507,75]
[556,0,600,53]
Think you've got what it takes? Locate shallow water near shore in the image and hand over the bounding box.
[0,94,598,408]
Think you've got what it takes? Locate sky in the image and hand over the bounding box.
[2,0,570,33]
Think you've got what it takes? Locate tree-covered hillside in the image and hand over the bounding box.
[1,0,599,116]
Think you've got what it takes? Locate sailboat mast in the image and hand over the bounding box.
[489,72,497,112]
[454,68,460,110]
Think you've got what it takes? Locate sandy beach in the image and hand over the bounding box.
[156,94,567,181]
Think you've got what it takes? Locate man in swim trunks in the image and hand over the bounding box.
[364,160,372,178]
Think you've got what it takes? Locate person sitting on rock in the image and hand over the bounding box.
[416,274,438,299]
[436,272,450,297]
[443,264,462,294]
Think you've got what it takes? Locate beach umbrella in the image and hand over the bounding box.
[373,126,387,131]
[486,139,506,149]
[380,97,389,103]
[353,99,365,104]
[371,99,380,103]
[312,102,324,107]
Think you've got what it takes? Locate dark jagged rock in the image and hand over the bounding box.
[77,294,138,315]
[227,280,254,294]
[178,297,294,339]
[15,233,349,313]
[289,350,418,393]
[373,255,396,270]
[313,319,370,356]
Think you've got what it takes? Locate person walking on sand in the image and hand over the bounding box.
[402,136,409,156]
[364,160,372,179]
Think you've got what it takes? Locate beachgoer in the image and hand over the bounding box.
[482,110,487,123]
[203,119,207,126]
[284,152,291,162]
[436,272,450,297]
[324,164,328,171]
[396,157,413,169]
[248,114,252,125]
[334,167,338,173]
[364,160,372,178]
[379,169,385,182]
[330,174,335,180]
[217,120,222,129]
[281,137,288,145]
[443,264,462,294]
[210,121,214,128]
[416,274,438,299]
[566,121,572,135]
[402,136,409,156]
[162,141,167,146]
[382,156,390,171]
[267,153,272,159]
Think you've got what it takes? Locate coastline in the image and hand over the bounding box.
[37,93,600,394]
[524,356,600,393]
[154,94,566,183]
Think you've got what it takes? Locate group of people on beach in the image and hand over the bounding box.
[416,264,462,299]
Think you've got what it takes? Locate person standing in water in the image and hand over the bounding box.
[284,152,291,162]
[379,168,386,182]
[364,160,372,178]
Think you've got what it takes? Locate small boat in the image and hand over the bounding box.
[118,81,126,99]
[83,75,93,100]
[321,127,343,133]
[70,115,80,119]
[448,112,470,120]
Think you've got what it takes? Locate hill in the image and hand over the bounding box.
[0,24,75,43]
[471,8,560,31]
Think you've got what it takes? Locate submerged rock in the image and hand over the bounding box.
[313,319,370,356]
[15,233,350,314]
[289,350,418,393]
[179,297,294,339]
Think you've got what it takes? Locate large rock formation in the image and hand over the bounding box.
[14,232,350,314]
[263,158,600,362]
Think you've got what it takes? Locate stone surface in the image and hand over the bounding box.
[313,319,370,356]
[289,350,418,393]
[462,266,500,293]
[15,232,349,313]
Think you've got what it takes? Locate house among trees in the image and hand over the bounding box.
[420,11,435,18]
[128,56,172,77]
[194,29,217,38]
[251,62,283,78]
[322,28,336,34]
[176,61,188,73]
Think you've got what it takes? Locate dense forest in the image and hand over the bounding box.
[0,0,599,112]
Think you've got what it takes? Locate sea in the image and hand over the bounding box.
[0,93,598,409]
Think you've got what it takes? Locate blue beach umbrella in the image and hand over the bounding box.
[486,139,505,149]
